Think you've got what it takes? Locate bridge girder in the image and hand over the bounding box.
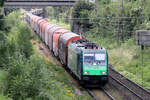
[4,0,77,8]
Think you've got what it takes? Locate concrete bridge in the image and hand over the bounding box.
[4,0,78,8]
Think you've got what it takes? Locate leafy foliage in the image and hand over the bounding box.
[46,6,71,25]
[0,11,33,69]
[0,0,6,7]
[7,24,33,58]
[71,0,94,33]
[6,55,52,99]
[0,14,5,31]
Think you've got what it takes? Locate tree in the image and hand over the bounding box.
[71,0,94,33]
[0,0,6,7]
[0,0,6,30]
[98,0,110,4]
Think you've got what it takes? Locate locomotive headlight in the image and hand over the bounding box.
[84,72,89,74]
[101,72,105,75]
[93,62,96,66]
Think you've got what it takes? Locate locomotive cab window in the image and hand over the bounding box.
[84,53,106,66]
[84,54,94,63]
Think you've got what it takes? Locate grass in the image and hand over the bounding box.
[108,39,150,89]
[0,94,11,100]
[0,70,7,93]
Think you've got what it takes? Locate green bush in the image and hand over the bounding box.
[6,12,33,58]
[0,12,33,68]
[6,55,51,99]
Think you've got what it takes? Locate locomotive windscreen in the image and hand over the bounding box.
[84,53,106,66]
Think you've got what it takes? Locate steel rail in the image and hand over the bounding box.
[86,89,101,100]
[109,65,150,100]
[109,75,143,100]
[101,88,115,100]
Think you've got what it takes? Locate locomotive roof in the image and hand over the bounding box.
[69,39,102,51]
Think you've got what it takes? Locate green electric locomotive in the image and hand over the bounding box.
[68,39,108,86]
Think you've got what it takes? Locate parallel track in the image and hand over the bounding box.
[87,88,115,100]
[109,65,150,100]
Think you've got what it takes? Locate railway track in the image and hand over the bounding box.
[86,89,100,100]
[87,88,115,100]
[101,88,115,100]
[109,65,150,100]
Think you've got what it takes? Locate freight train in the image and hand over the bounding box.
[26,13,108,86]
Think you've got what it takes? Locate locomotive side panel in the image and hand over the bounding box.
[68,44,82,79]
